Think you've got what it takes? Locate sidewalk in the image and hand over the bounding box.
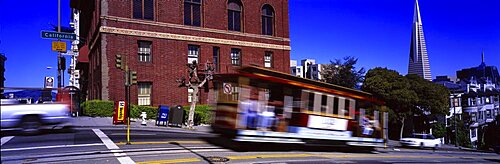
[68,116,212,133]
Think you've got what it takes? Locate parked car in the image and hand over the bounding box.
[1,99,71,135]
[400,133,441,149]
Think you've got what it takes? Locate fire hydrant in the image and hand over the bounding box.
[140,112,147,126]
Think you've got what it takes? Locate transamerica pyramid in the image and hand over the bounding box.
[408,0,432,80]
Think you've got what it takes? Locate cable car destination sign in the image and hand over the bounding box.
[41,31,76,40]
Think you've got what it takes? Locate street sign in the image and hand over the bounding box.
[52,41,67,52]
[223,83,232,94]
[41,31,76,40]
[44,77,54,88]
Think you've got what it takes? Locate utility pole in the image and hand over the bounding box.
[57,0,61,89]
[453,94,459,147]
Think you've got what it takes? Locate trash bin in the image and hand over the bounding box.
[168,105,184,127]
[156,105,169,126]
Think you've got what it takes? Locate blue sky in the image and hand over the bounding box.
[0,0,499,88]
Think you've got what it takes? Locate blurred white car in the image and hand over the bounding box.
[400,133,441,149]
[1,99,71,134]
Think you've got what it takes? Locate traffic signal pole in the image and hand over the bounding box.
[57,0,61,89]
[124,56,131,145]
[115,54,134,145]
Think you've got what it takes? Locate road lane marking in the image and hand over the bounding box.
[93,129,135,164]
[137,158,201,164]
[0,143,104,152]
[137,153,500,164]
[1,136,14,146]
[93,129,120,149]
[110,133,157,136]
[227,154,314,160]
[115,140,207,145]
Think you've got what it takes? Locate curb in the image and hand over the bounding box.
[70,125,213,134]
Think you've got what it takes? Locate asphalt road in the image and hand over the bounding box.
[1,127,499,164]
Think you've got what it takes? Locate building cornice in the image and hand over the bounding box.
[101,15,291,42]
[99,26,291,51]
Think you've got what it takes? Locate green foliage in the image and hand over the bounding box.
[406,74,450,116]
[81,100,157,119]
[321,56,366,88]
[362,67,418,118]
[362,67,451,139]
[130,105,158,119]
[432,123,446,138]
[81,100,114,117]
[182,105,213,125]
[449,118,472,148]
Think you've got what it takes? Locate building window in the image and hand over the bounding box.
[321,95,327,113]
[261,4,274,35]
[133,0,154,20]
[138,41,152,62]
[228,0,242,31]
[184,0,202,26]
[231,48,241,66]
[213,47,220,72]
[264,51,273,68]
[138,82,152,106]
[188,45,199,64]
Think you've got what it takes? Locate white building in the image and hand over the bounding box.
[290,60,303,78]
[290,59,323,80]
[68,8,80,88]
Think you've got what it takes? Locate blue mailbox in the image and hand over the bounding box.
[156,105,169,126]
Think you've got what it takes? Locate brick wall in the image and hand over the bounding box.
[82,0,290,106]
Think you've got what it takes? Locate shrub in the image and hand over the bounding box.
[182,105,213,125]
[81,100,158,119]
[131,105,158,119]
[81,100,114,117]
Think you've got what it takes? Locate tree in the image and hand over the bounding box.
[321,56,365,89]
[406,74,450,116]
[362,67,418,139]
[406,74,450,134]
[362,68,451,139]
[432,123,446,138]
[176,61,214,129]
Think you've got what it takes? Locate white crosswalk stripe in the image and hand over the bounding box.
[92,129,135,164]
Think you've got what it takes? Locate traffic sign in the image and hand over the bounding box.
[41,31,76,40]
[223,83,232,94]
[44,77,54,88]
[52,41,67,52]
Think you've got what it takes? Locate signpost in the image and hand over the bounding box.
[41,31,76,40]
[52,41,67,52]
[44,77,54,88]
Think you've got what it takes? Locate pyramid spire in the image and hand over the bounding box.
[408,0,432,81]
[481,51,485,64]
[413,0,422,24]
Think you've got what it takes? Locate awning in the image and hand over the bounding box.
[77,45,89,63]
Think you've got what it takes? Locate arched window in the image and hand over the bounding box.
[261,4,274,35]
[184,0,202,26]
[228,0,242,31]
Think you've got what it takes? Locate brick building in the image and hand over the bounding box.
[71,0,291,106]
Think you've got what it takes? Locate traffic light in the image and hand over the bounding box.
[115,55,123,70]
[59,56,66,70]
[129,71,137,85]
